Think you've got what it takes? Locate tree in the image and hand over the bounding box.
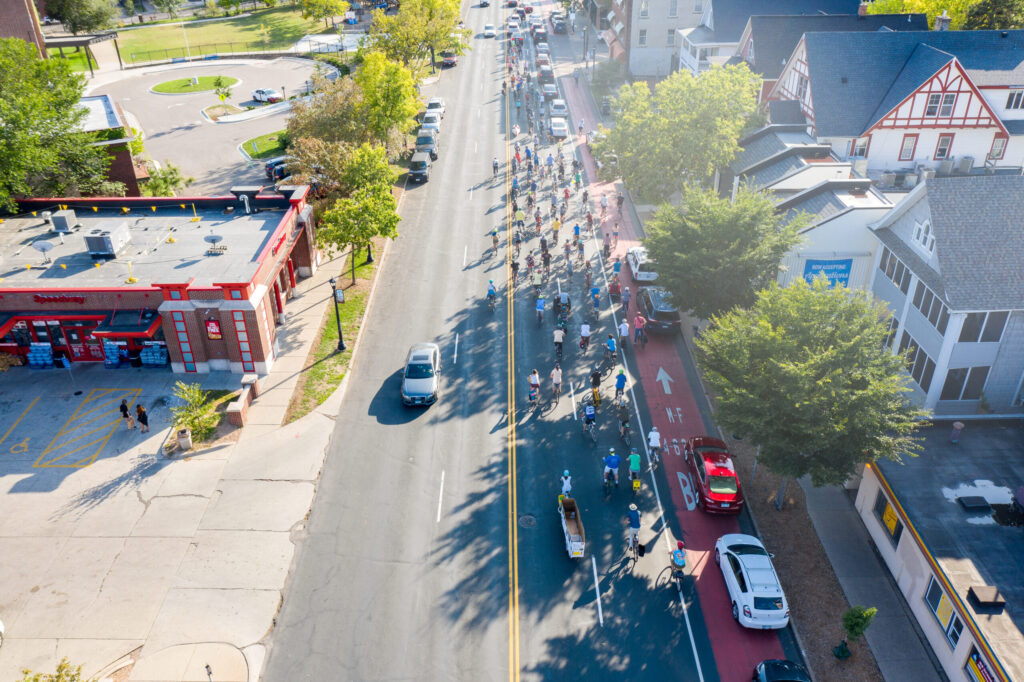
[337,143,397,194]
[301,0,349,28]
[0,38,115,210]
[368,0,468,74]
[213,75,233,106]
[963,0,1024,28]
[287,73,366,145]
[695,277,927,508]
[643,185,804,320]
[318,185,400,283]
[19,657,91,682]
[151,0,185,17]
[842,606,878,644]
[143,161,194,196]
[353,53,419,153]
[866,0,978,29]
[592,63,760,203]
[46,0,118,34]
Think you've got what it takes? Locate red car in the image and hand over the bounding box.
[684,436,744,514]
[524,3,534,12]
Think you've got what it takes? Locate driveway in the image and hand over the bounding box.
[87,59,320,195]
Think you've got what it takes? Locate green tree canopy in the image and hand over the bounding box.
[19,657,91,682]
[354,53,420,154]
[337,143,397,194]
[287,73,366,145]
[143,161,194,196]
[643,185,804,320]
[963,0,1024,28]
[47,0,119,34]
[152,0,184,16]
[301,0,350,28]
[592,63,760,203]
[318,184,400,282]
[0,38,117,209]
[695,277,927,491]
[368,0,468,74]
[866,0,978,29]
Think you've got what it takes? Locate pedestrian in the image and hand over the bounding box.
[120,399,135,430]
[619,319,629,346]
[603,233,611,257]
[617,191,625,214]
[613,223,620,247]
[573,68,580,85]
[561,469,573,497]
[135,404,149,433]
[633,313,646,343]
[601,193,609,215]
[951,421,965,445]
[622,286,631,315]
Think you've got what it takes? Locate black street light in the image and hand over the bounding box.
[365,243,374,263]
[328,277,347,352]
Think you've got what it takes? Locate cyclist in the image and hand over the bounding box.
[546,153,555,169]
[553,327,565,357]
[539,235,548,253]
[561,469,573,497]
[513,230,522,256]
[628,447,641,482]
[578,118,585,135]
[535,294,545,323]
[618,319,629,347]
[525,251,535,272]
[511,259,520,283]
[541,249,552,275]
[672,540,686,570]
[648,426,662,463]
[584,261,592,289]
[581,189,589,207]
[492,229,500,253]
[563,187,571,204]
[578,240,586,264]
[550,362,562,399]
[487,278,496,301]
[573,223,581,245]
[618,400,631,435]
[515,208,526,229]
[502,80,507,95]
[580,400,597,431]
[562,240,572,261]
[614,368,627,400]
[600,193,609,215]
[603,448,621,486]
[493,157,500,177]
[605,334,617,361]
[622,286,631,315]
[589,367,602,403]
[579,322,591,351]
[627,503,641,548]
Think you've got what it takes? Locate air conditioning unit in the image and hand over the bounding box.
[938,159,955,176]
[918,167,936,182]
[903,173,918,188]
[51,209,79,233]
[83,220,131,258]
[880,172,897,186]
[957,155,974,174]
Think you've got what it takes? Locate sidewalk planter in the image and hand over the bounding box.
[177,428,193,450]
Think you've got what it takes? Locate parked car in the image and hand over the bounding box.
[523,3,534,12]
[549,117,569,139]
[536,53,551,67]
[536,42,550,55]
[409,152,432,183]
[684,436,744,513]
[753,660,811,682]
[534,26,547,41]
[441,50,458,66]
[541,83,558,102]
[251,88,283,103]
[415,128,439,160]
[483,23,496,37]
[507,0,517,6]
[516,7,527,19]
[538,64,555,84]
[507,18,520,34]
[264,156,288,178]
[715,534,790,630]
[479,0,489,6]
[553,18,567,33]
[421,111,442,134]
[426,97,446,118]
[529,16,543,31]
[401,342,441,404]
[636,287,681,334]
[626,245,658,282]
[510,28,524,44]
[549,98,568,117]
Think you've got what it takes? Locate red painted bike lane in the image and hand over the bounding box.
[558,68,786,681]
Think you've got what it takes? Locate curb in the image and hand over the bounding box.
[147,76,244,97]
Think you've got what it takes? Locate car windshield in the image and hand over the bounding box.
[410,161,427,170]
[729,543,768,556]
[708,475,738,495]
[406,362,434,378]
[416,136,434,145]
[754,596,784,611]
[428,102,441,109]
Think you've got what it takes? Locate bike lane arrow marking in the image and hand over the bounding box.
[656,367,673,394]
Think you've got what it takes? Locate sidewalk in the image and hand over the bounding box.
[802,481,948,682]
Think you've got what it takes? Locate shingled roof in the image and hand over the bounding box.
[703,0,861,44]
[801,30,1024,137]
[744,13,927,80]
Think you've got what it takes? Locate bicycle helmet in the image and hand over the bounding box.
[629,503,637,511]
[489,279,494,284]
[618,369,624,375]
[677,540,685,549]
[563,469,570,477]
[608,448,615,455]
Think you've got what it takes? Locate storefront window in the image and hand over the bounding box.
[32,322,49,343]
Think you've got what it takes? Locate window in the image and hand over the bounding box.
[878,247,912,294]
[912,220,935,253]
[873,491,904,546]
[640,0,648,17]
[899,331,936,392]
[169,290,182,300]
[924,576,964,649]
[666,28,675,46]
[941,366,990,400]
[989,136,1007,160]
[230,289,243,300]
[668,0,678,16]
[939,93,956,116]
[925,93,941,116]
[960,311,1008,343]
[899,134,918,161]
[885,317,900,348]
[935,134,954,160]
[693,0,702,12]
[1007,90,1024,109]
[638,29,647,45]
[796,75,808,100]
[852,137,868,158]
[925,93,956,117]
[171,311,196,372]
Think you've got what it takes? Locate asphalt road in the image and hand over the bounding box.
[263,6,718,682]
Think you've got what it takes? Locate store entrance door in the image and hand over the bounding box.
[65,326,103,361]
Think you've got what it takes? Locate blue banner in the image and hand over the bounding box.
[803,258,853,288]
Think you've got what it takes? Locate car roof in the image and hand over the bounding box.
[411,152,430,161]
[416,127,437,137]
[408,342,438,356]
[645,287,675,308]
[552,98,565,105]
[704,453,737,475]
[690,435,728,451]
[428,97,443,104]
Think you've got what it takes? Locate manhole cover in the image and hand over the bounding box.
[519,514,536,528]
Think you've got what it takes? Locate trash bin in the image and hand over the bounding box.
[177,428,193,451]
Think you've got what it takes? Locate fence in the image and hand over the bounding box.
[123,39,354,67]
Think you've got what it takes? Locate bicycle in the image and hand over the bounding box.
[603,469,616,497]
[620,421,631,445]
[492,234,499,254]
[488,293,496,313]
[591,386,601,407]
[628,532,640,561]
[630,469,641,496]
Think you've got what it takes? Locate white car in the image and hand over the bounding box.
[536,42,550,55]
[549,98,568,117]
[549,117,569,139]
[626,245,658,282]
[251,88,284,103]
[714,534,790,630]
[421,111,442,134]
[507,18,520,34]
[483,23,496,37]
[426,97,446,118]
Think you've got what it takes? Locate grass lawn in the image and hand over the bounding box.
[286,250,377,423]
[118,7,331,63]
[242,130,288,159]
[48,47,96,72]
[152,75,239,93]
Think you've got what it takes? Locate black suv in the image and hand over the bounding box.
[637,287,681,334]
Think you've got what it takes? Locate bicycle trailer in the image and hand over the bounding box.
[558,496,586,558]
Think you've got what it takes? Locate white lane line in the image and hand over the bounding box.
[436,469,446,523]
[475,141,479,153]
[463,245,468,267]
[470,188,474,201]
[453,333,459,365]
[570,381,577,419]
[557,278,562,296]
[590,555,604,627]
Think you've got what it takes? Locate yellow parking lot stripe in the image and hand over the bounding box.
[0,396,39,447]
[34,388,141,468]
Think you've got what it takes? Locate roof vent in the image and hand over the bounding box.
[229,186,262,214]
[957,496,991,512]
[51,209,79,233]
[968,586,1006,613]
[841,76,848,84]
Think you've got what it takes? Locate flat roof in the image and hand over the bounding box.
[0,202,288,289]
[876,422,1024,681]
[79,94,125,133]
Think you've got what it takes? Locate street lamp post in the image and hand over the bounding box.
[328,278,347,352]
[582,25,588,65]
[282,85,287,100]
[180,20,192,60]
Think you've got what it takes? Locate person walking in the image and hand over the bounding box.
[135,404,149,434]
[119,399,135,430]
[613,223,620,248]
[618,319,629,347]
[633,313,647,343]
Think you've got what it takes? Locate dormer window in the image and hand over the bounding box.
[925,93,956,117]
[1007,91,1024,110]
[913,220,935,253]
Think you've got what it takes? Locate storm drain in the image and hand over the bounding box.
[519,514,537,528]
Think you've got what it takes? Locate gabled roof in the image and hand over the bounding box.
[744,13,927,80]
[800,30,1024,137]
[773,178,886,225]
[867,43,956,130]
[924,176,1024,310]
[701,0,861,44]
[767,100,806,124]
[732,124,814,172]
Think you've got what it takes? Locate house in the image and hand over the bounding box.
[869,176,1024,414]
[603,0,705,76]
[675,0,861,76]
[735,11,927,100]
[767,29,1024,186]
[855,423,1024,682]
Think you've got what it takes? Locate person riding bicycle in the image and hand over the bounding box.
[525,252,535,271]
[541,250,552,272]
[535,295,545,321]
[580,322,591,350]
[600,193,609,214]
[618,401,631,437]
[560,469,572,497]
[513,230,523,253]
[553,327,565,355]
[511,259,520,282]
[627,503,641,546]
[550,363,562,398]
[603,449,621,485]
[590,367,602,392]
[614,369,627,399]
[605,334,617,359]
[672,540,686,569]
[515,208,526,229]
[628,447,641,482]
[493,157,500,176]
[616,191,625,213]
[581,402,596,432]
[532,270,543,293]
[491,228,499,250]
[648,426,662,463]
[487,279,496,301]
[582,189,589,206]
[546,153,555,169]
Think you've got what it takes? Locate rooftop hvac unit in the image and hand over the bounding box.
[51,209,79,233]
[880,172,897,186]
[83,220,131,258]
[918,167,936,182]
[957,156,974,174]
[903,172,918,188]
[938,159,955,176]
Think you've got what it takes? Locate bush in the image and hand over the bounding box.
[170,381,220,441]
[277,130,291,148]
[842,605,878,643]
[313,53,351,76]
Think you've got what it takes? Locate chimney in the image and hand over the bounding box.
[934,9,951,30]
[858,2,867,17]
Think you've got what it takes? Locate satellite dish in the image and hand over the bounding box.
[204,234,224,245]
[32,240,55,263]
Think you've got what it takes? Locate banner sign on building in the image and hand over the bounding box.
[803,258,853,288]
[206,320,222,340]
